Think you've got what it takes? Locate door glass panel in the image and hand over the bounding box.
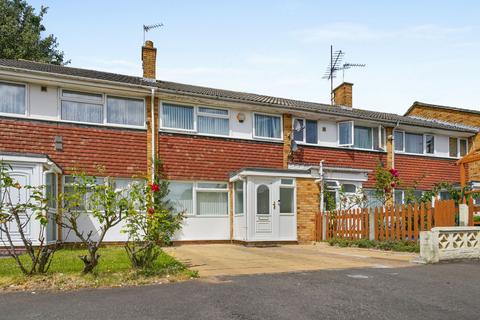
[256,184,269,215]
[280,187,294,213]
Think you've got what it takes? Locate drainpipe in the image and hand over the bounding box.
[391,121,400,169]
[315,160,325,213]
[150,87,156,182]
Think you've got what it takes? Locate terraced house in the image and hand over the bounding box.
[0,41,477,245]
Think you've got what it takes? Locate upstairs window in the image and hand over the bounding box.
[338,121,384,150]
[449,137,468,158]
[293,118,318,144]
[0,82,26,115]
[354,126,372,149]
[394,131,404,151]
[61,90,103,124]
[254,113,281,139]
[197,107,229,136]
[106,96,145,127]
[161,103,194,131]
[405,132,424,154]
[338,121,353,146]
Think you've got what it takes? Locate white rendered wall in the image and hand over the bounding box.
[29,84,59,119]
[173,216,230,241]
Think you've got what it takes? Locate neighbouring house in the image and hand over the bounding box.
[0,41,477,245]
[405,101,480,185]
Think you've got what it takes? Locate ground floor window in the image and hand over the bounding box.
[234,181,244,215]
[167,181,228,217]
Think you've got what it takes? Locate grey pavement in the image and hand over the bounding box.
[0,261,479,320]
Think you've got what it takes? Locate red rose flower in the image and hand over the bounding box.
[389,168,399,178]
[150,183,160,192]
[390,182,396,188]
[147,207,155,215]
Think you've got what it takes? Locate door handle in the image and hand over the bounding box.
[272,201,276,209]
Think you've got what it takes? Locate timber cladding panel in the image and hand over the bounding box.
[296,178,320,242]
[0,117,148,177]
[159,133,284,181]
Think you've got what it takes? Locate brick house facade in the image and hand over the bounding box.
[0,42,476,245]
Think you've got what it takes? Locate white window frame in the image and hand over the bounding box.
[279,178,296,216]
[159,101,197,133]
[252,112,283,141]
[394,130,439,156]
[376,125,386,150]
[196,105,230,137]
[233,180,245,216]
[105,95,146,128]
[353,125,374,151]
[59,89,146,129]
[168,181,230,218]
[337,120,354,147]
[292,117,318,145]
[394,130,405,152]
[0,81,29,117]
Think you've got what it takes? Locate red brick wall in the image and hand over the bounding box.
[159,133,283,181]
[291,145,459,189]
[394,154,460,190]
[0,117,147,177]
[292,146,386,188]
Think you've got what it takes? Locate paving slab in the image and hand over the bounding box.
[164,242,417,277]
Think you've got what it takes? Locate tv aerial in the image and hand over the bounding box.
[143,23,164,43]
[322,45,365,105]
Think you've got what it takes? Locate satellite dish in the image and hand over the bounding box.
[293,119,303,132]
[291,140,298,152]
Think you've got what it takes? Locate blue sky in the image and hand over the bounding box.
[30,0,480,114]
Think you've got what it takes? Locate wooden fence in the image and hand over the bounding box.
[316,199,460,242]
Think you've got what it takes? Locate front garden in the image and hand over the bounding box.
[0,161,194,292]
[0,246,196,291]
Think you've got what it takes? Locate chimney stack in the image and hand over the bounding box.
[142,40,157,79]
[333,82,353,108]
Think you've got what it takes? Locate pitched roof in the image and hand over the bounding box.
[406,101,480,116]
[0,59,477,133]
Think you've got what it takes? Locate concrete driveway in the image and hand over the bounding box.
[164,243,417,277]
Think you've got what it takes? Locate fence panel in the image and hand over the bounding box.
[320,199,458,242]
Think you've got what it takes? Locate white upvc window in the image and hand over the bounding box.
[338,121,384,150]
[293,118,318,144]
[167,181,229,217]
[253,113,282,140]
[279,178,295,215]
[0,81,27,115]
[338,121,354,146]
[59,89,145,128]
[449,137,468,158]
[161,103,195,131]
[234,180,244,216]
[197,106,229,136]
[60,90,104,124]
[394,130,437,155]
[106,96,145,127]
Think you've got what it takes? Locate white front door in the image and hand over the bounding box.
[253,178,296,241]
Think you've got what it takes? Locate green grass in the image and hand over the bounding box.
[326,238,420,253]
[0,246,197,291]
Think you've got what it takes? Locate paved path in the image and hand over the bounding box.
[164,243,417,277]
[0,261,479,320]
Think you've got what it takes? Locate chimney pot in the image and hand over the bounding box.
[333,82,353,108]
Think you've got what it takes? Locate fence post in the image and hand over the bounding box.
[322,213,327,241]
[459,204,469,226]
[369,209,375,241]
